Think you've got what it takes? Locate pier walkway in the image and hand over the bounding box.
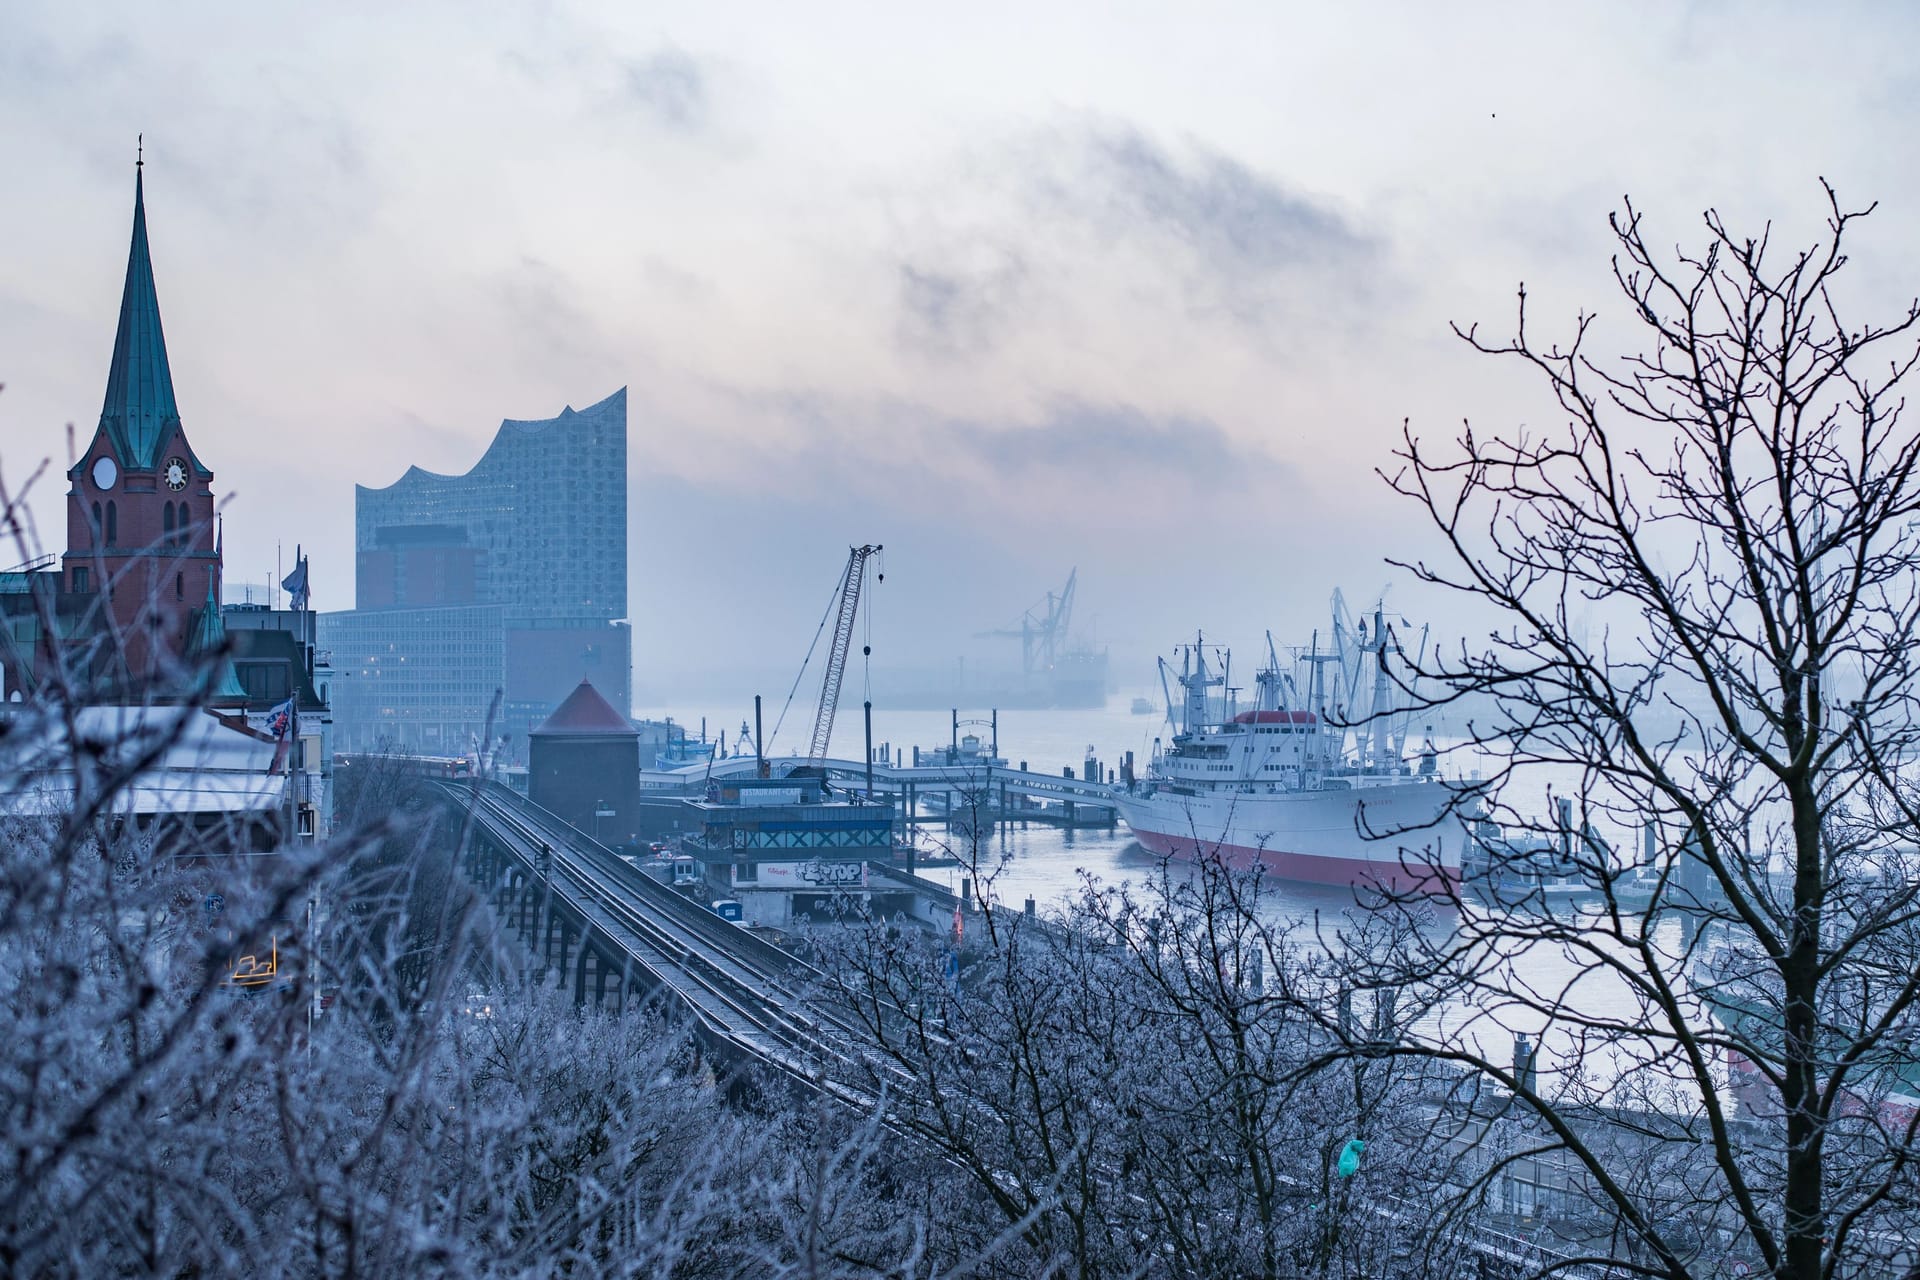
[643,753,1120,814]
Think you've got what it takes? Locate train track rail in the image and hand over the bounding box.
[443,781,900,1098]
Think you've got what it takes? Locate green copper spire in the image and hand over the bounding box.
[99,157,181,471]
[190,577,248,704]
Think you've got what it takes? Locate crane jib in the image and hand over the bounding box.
[808,544,882,764]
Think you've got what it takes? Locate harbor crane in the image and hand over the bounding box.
[808,544,883,764]
[976,567,1077,675]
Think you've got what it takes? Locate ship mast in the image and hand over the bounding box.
[1176,633,1224,735]
[1371,603,1392,773]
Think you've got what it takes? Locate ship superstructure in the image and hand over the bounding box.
[1114,595,1464,891]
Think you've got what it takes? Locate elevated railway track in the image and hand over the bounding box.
[445,781,891,1097]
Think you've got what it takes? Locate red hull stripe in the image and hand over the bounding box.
[1129,827,1459,893]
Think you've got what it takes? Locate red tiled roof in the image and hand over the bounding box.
[530,679,636,736]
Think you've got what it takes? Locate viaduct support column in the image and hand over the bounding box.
[556,919,576,988]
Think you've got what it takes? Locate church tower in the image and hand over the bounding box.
[61,156,222,681]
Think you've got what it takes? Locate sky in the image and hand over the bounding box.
[5,2,1920,699]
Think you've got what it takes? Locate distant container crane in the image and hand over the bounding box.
[976,567,1078,677]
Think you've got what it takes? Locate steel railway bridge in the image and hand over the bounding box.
[447,780,884,1096]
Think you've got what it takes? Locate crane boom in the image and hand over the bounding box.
[973,567,1078,674]
[809,544,882,763]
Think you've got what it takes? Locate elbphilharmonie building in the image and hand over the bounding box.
[321,389,632,755]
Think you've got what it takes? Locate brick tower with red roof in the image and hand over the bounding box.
[528,678,640,847]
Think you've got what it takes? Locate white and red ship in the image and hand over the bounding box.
[1113,597,1467,892]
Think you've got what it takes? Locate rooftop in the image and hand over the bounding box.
[531,678,635,737]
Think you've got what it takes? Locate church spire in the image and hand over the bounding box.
[190,575,248,704]
[98,151,181,471]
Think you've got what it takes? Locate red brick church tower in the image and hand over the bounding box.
[61,156,221,681]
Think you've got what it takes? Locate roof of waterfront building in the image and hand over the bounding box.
[531,678,635,737]
[353,388,627,623]
[0,704,282,816]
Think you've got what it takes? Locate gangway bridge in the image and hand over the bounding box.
[644,753,1120,814]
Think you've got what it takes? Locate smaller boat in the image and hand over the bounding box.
[913,729,1007,768]
[1130,696,1155,716]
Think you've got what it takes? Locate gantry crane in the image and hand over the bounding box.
[976,568,1077,675]
[808,544,883,763]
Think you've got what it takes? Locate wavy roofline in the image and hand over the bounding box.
[356,386,626,497]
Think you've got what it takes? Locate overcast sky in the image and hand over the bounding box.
[5,2,1920,698]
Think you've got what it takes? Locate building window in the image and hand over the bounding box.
[163,504,175,542]
[90,502,101,543]
[105,501,117,547]
[73,566,89,592]
[176,572,183,600]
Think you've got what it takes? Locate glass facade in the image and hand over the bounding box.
[323,389,631,755]
[320,605,506,752]
[355,389,626,623]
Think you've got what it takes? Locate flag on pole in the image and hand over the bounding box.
[265,696,297,774]
[280,547,310,612]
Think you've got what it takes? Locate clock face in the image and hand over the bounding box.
[164,457,188,491]
[90,455,118,491]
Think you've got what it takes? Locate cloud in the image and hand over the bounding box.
[880,121,1382,361]
[894,245,1028,360]
[940,401,1283,493]
[1029,123,1377,332]
[619,47,708,132]
[493,256,624,385]
[681,390,1294,535]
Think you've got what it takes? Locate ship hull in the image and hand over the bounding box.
[1114,781,1462,892]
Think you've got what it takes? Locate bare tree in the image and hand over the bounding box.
[1086,854,1478,1280]
[814,889,1143,1278]
[811,832,1485,1280]
[1358,184,1920,1278]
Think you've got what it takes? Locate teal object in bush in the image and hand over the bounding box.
[1336,1138,1365,1177]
